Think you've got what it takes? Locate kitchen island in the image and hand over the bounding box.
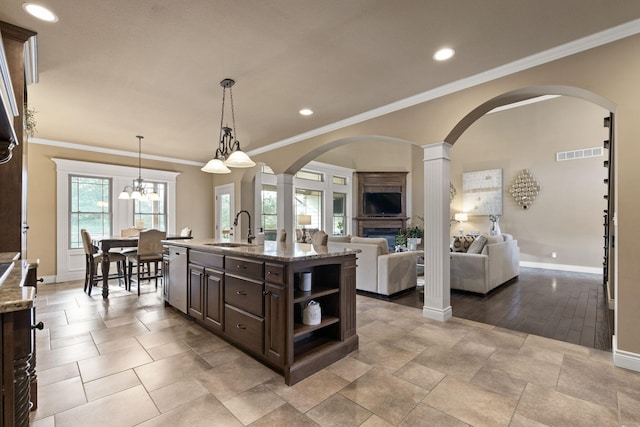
[162,240,359,385]
[0,252,39,426]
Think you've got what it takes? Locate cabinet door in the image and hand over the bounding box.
[264,282,286,366]
[187,264,204,319]
[203,268,224,331]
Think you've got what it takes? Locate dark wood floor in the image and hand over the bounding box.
[391,267,613,351]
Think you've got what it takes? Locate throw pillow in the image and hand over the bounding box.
[351,236,389,255]
[467,235,487,254]
[452,235,475,252]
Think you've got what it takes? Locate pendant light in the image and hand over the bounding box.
[118,135,160,201]
[201,78,255,174]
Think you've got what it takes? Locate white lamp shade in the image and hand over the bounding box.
[131,190,142,200]
[454,213,468,222]
[148,192,161,201]
[118,191,130,200]
[201,158,231,174]
[224,150,256,168]
[297,214,312,226]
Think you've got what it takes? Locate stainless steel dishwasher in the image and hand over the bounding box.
[168,246,188,313]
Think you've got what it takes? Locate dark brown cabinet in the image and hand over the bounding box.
[188,251,224,332]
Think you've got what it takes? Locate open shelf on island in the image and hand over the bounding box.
[293,316,339,338]
[293,285,339,303]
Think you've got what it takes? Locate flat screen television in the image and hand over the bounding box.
[363,192,402,216]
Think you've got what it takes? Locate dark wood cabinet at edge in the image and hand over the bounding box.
[181,247,358,385]
[0,22,36,257]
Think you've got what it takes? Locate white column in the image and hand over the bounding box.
[276,173,294,244]
[422,142,452,321]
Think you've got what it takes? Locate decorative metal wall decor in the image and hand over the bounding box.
[463,169,503,215]
[449,182,456,203]
[510,169,541,209]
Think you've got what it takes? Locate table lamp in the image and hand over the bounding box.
[297,214,312,243]
[454,213,468,236]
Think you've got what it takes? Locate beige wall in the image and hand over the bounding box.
[27,143,214,276]
[451,96,608,268]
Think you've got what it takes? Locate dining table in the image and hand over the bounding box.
[92,234,192,298]
[92,236,138,298]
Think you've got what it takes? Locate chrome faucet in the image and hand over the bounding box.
[233,210,254,244]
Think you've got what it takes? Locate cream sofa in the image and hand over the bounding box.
[328,236,417,296]
[450,233,520,294]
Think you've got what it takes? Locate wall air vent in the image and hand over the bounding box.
[556,147,603,162]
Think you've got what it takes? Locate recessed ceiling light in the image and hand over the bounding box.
[433,47,455,61]
[22,3,58,22]
[299,108,313,116]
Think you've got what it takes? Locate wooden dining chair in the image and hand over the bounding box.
[80,229,127,295]
[125,229,166,296]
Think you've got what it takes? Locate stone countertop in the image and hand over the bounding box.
[162,239,360,262]
[0,252,37,313]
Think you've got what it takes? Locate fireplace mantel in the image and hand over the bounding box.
[355,172,408,236]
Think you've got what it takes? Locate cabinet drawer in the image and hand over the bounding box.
[225,275,263,316]
[225,305,263,355]
[226,256,264,280]
[265,262,286,285]
[190,250,224,269]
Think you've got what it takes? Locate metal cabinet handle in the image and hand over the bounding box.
[236,264,247,269]
[262,290,271,296]
[236,324,246,329]
[236,290,247,296]
[267,271,280,276]
[31,321,44,330]
[37,278,44,283]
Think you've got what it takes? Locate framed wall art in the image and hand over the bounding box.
[462,169,503,215]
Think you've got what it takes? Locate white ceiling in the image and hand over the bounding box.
[2,1,640,164]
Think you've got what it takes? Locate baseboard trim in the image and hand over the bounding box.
[520,261,602,274]
[613,335,640,372]
[422,305,452,322]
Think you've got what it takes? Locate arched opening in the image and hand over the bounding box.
[430,85,616,351]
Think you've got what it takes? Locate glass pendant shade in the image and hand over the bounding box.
[131,190,142,200]
[225,150,256,168]
[201,158,231,174]
[118,191,130,200]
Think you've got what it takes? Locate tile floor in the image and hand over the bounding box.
[31,280,640,426]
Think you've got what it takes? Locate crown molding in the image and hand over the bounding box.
[249,18,640,157]
[30,137,205,167]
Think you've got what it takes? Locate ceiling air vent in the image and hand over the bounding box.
[556,147,603,162]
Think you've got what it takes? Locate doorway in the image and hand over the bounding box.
[214,183,234,241]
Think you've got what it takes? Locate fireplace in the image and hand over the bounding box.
[362,227,401,250]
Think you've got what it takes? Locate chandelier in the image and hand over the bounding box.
[118,135,160,201]
[201,78,255,174]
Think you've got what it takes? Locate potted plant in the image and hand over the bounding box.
[405,216,424,250]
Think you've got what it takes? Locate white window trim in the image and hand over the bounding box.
[53,158,179,282]
[255,161,354,236]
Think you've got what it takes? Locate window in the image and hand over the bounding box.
[332,193,346,236]
[295,189,322,229]
[133,181,167,230]
[261,185,278,236]
[69,175,112,249]
[296,170,323,182]
[333,176,347,185]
